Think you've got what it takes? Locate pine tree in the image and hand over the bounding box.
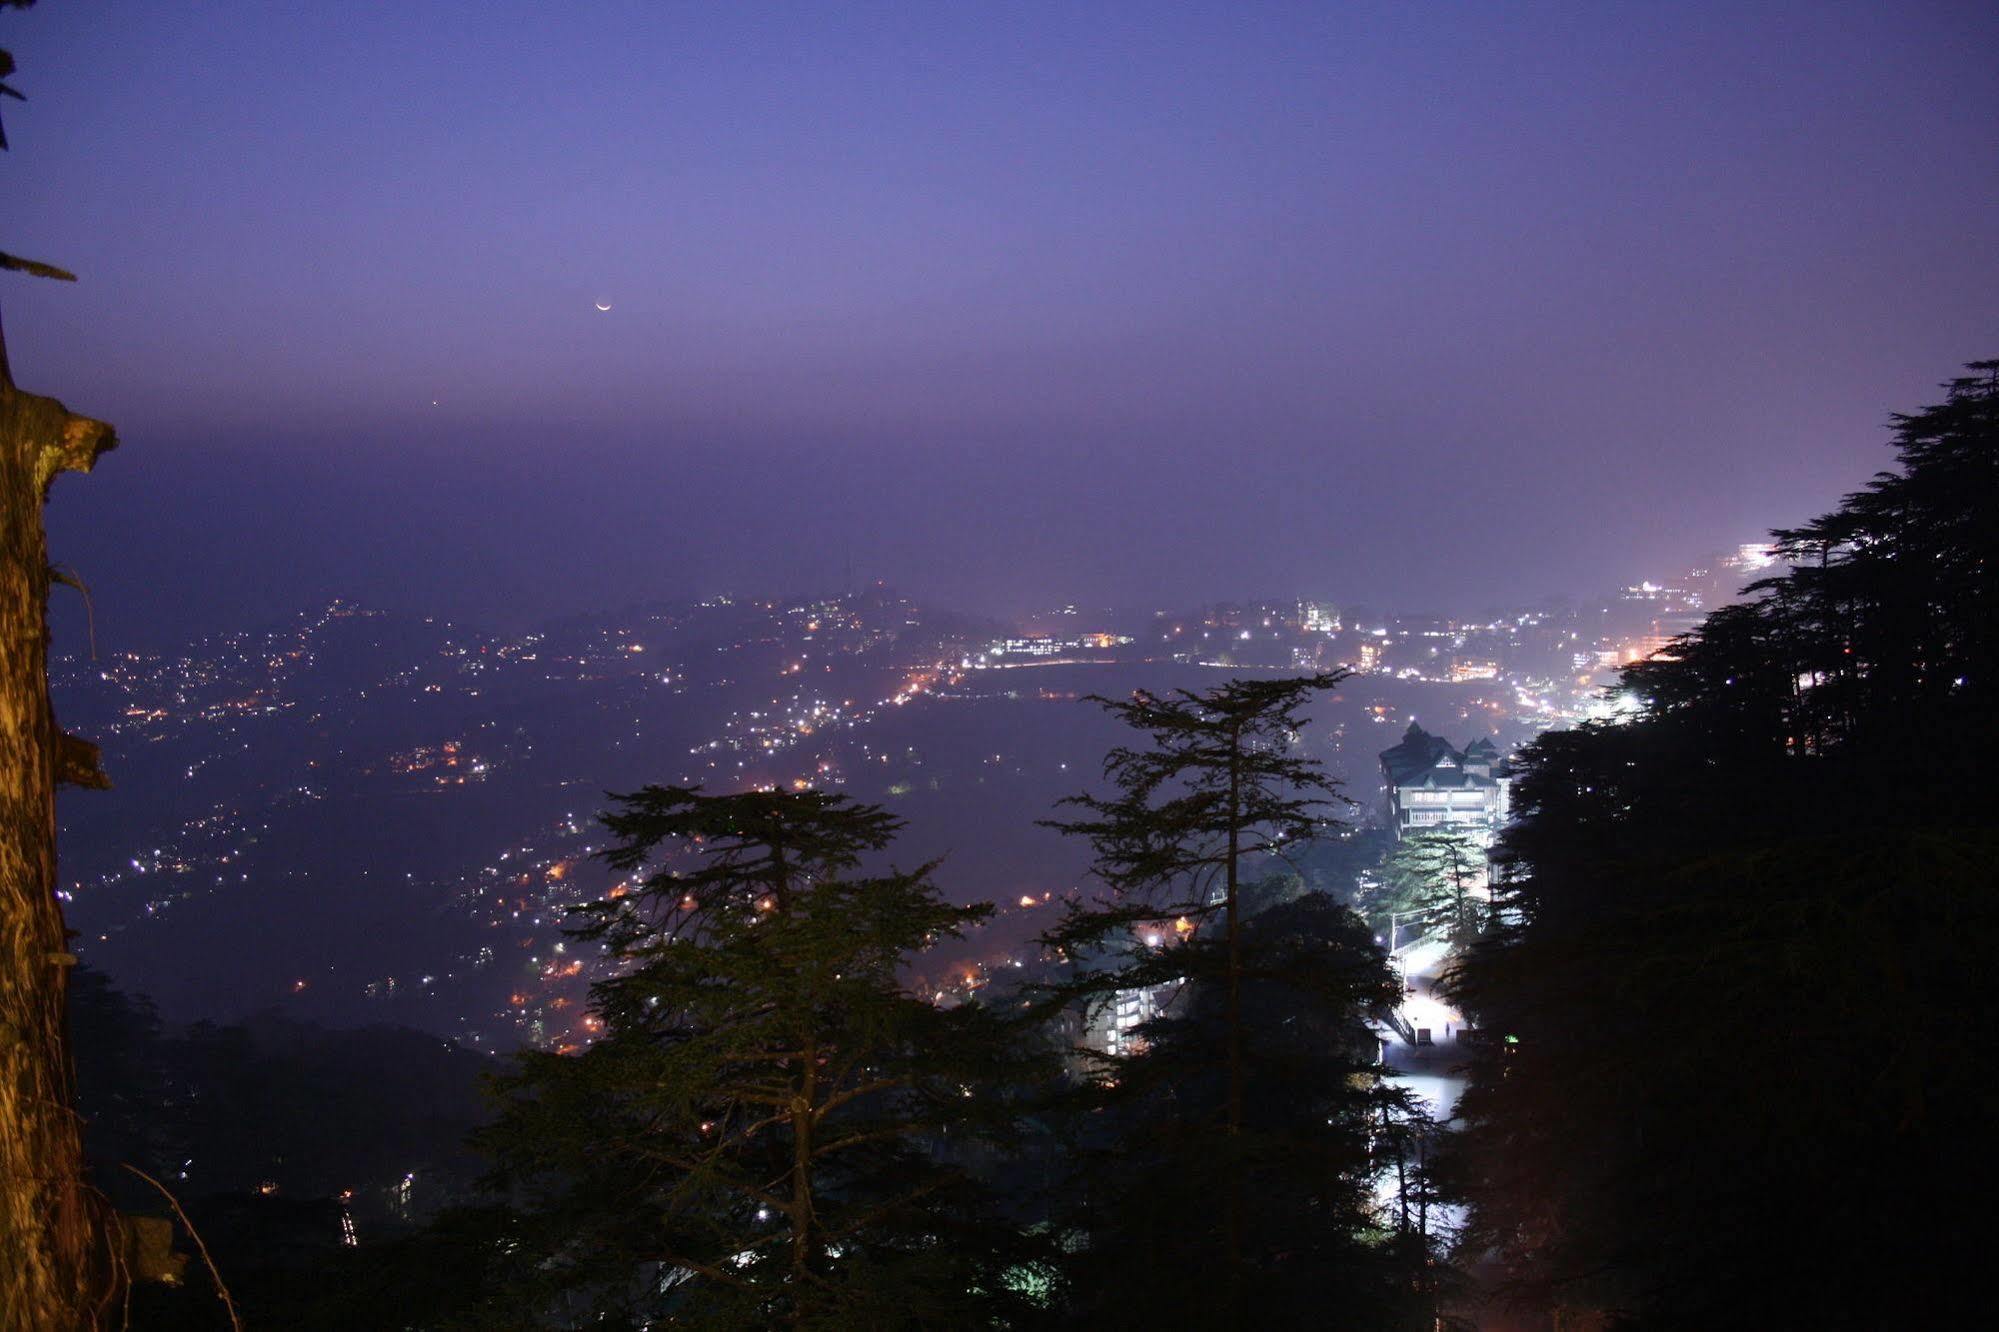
[1040,673,1390,1319]
[1364,828,1487,945]
[1052,892,1432,1329]
[480,786,1056,1328]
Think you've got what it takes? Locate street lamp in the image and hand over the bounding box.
[1386,909,1429,956]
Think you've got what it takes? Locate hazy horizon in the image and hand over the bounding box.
[10,1,1996,647]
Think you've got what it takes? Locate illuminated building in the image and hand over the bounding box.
[1299,600,1340,633]
[1087,982,1178,1057]
[1379,723,1509,843]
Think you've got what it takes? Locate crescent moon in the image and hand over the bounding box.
[595,301,613,312]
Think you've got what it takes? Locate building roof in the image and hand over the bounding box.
[1380,723,1454,785]
[1380,723,1501,790]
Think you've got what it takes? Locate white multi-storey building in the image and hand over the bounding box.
[1379,723,1510,844]
[1084,981,1180,1058]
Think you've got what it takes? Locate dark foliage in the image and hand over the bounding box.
[1442,361,1999,1328]
[481,786,1060,1327]
[1054,893,1437,1329]
[70,970,492,1224]
[66,969,498,1326]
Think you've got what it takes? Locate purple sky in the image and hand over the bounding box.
[6,1,1996,642]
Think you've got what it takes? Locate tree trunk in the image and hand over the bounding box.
[1223,721,1243,1322]
[0,323,117,1330]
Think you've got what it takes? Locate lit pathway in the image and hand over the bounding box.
[1373,932,1470,1232]
[1383,933,1470,1118]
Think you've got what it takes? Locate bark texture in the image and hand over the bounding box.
[1,331,117,1329]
